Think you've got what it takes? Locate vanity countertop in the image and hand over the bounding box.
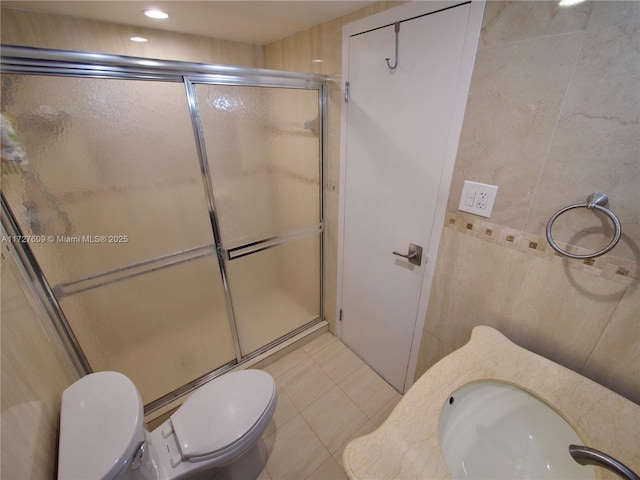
[342,326,640,480]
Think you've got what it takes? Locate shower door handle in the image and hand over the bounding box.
[392,243,423,266]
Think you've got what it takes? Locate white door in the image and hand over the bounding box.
[339,3,476,392]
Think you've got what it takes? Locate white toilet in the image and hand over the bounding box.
[58,369,277,480]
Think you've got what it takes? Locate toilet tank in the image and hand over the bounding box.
[58,371,146,480]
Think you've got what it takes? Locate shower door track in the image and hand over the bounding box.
[1,45,327,87]
[1,45,329,415]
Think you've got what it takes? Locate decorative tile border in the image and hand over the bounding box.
[444,211,638,285]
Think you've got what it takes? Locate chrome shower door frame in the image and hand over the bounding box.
[1,45,328,414]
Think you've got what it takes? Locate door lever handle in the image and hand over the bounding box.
[392,243,423,266]
[392,250,417,259]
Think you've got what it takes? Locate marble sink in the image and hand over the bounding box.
[342,326,640,480]
[439,380,594,479]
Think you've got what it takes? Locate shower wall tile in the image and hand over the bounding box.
[263,1,403,189]
[480,0,593,47]
[264,2,403,75]
[1,246,79,479]
[447,32,585,229]
[587,0,640,30]
[264,1,403,333]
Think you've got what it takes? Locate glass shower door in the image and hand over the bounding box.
[1,74,237,403]
[194,84,322,356]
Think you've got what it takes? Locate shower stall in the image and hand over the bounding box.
[1,46,326,413]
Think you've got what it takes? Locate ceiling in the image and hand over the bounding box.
[1,1,377,45]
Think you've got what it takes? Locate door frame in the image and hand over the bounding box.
[336,0,484,392]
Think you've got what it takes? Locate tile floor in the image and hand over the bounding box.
[257,332,402,480]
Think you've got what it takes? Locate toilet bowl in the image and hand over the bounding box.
[58,369,277,480]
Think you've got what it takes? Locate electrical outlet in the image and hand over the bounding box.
[458,181,498,218]
[477,191,489,209]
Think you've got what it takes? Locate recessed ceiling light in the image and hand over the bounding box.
[130,36,148,42]
[143,9,169,19]
[558,0,585,7]
[312,59,324,63]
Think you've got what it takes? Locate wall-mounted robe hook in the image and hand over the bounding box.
[385,22,400,71]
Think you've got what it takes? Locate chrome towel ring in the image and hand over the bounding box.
[546,192,622,260]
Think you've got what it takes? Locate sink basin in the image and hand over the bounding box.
[438,381,596,479]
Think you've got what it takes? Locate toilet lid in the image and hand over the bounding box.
[58,372,144,480]
[171,369,275,460]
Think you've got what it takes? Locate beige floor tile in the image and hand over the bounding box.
[338,364,399,419]
[310,339,365,384]
[257,465,272,480]
[264,347,311,380]
[302,385,369,454]
[258,337,404,479]
[307,455,348,480]
[333,420,376,471]
[370,393,402,427]
[264,387,298,437]
[280,356,335,411]
[302,331,339,357]
[264,414,330,480]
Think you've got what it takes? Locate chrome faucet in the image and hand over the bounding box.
[569,445,639,480]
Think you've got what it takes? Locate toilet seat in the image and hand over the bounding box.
[170,369,276,464]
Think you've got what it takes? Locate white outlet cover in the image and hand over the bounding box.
[458,180,499,218]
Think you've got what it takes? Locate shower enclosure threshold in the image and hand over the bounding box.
[144,319,328,423]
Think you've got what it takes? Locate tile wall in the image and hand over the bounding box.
[415,0,639,404]
[265,1,639,404]
[263,1,405,332]
[1,244,79,478]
